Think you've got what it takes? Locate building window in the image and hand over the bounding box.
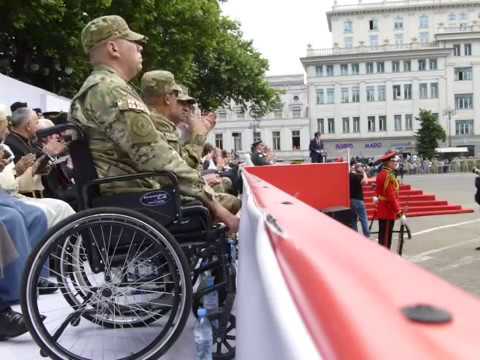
[215,133,223,149]
[344,37,353,49]
[317,118,325,134]
[448,13,457,22]
[232,132,242,151]
[327,88,335,104]
[342,117,350,133]
[394,33,404,47]
[377,85,386,101]
[403,60,411,72]
[368,116,376,132]
[369,19,378,31]
[404,84,412,100]
[453,44,461,56]
[351,63,360,74]
[419,83,428,99]
[291,105,301,118]
[341,64,349,75]
[418,59,426,71]
[344,20,353,33]
[419,32,429,44]
[353,117,360,133]
[405,114,413,130]
[326,65,334,76]
[465,43,472,56]
[272,131,281,151]
[429,59,437,70]
[291,130,301,150]
[455,94,474,110]
[235,107,245,120]
[394,115,402,131]
[460,13,468,21]
[366,62,374,73]
[366,86,375,102]
[376,62,385,73]
[394,16,403,30]
[352,87,360,103]
[419,15,429,29]
[430,83,439,98]
[379,115,387,131]
[393,85,401,100]
[455,67,473,81]
[315,65,324,76]
[217,108,227,120]
[392,61,400,72]
[341,88,349,103]
[369,35,379,47]
[328,118,335,134]
[316,89,325,105]
[455,120,474,135]
[273,102,283,118]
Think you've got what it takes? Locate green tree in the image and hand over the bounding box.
[0,0,279,113]
[415,109,446,159]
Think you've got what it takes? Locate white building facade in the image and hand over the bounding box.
[302,0,480,158]
[207,74,310,161]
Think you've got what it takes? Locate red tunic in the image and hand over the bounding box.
[375,168,402,220]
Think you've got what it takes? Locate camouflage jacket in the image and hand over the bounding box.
[69,65,213,203]
[150,111,205,171]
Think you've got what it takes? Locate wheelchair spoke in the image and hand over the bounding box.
[23,210,194,360]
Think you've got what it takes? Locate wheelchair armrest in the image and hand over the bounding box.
[36,124,84,141]
[81,171,179,207]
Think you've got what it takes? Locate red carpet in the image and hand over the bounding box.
[363,181,473,219]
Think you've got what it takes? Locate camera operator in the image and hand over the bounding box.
[349,162,370,237]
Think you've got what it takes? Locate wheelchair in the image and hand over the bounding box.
[20,124,237,360]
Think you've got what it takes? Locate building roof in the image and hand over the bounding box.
[326,0,480,31]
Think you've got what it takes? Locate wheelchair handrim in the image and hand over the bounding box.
[23,212,190,360]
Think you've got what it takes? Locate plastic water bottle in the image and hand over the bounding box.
[194,308,213,360]
[202,275,219,328]
[228,239,237,264]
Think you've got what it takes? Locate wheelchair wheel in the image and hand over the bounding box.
[21,207,192,360]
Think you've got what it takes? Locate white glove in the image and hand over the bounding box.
[372,196,379,204]
[400,214,407,225]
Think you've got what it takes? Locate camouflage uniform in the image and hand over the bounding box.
[141,70,241,214]
[70,16,214,204]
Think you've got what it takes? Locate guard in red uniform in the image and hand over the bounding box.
[375,151,406,249]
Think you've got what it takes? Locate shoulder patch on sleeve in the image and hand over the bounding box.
[117,95,150,114]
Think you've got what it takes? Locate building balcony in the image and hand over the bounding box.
[436,23,480,34]
[306,41,441,58]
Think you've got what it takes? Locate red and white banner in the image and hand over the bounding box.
[237,164,480,359]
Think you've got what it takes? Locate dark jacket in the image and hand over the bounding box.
[309,137,324,162]
[5,131,77,207]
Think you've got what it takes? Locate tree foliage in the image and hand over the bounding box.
[0,0,279,113]
[415,109,446,159]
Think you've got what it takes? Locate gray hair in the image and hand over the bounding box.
[10,107,35,128]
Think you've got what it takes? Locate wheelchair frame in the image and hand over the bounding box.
[20,123,237,360]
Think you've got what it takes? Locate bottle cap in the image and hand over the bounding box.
[197,307,207,317]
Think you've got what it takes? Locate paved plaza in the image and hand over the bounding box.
[394,173,480,297]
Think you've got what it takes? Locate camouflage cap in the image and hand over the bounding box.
[141,70,182,98]
[177,84,196,103]
[81,15,145,54]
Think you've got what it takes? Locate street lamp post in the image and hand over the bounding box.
[443,108,455,147]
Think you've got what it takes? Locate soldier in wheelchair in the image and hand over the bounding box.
[20,15,239,360]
